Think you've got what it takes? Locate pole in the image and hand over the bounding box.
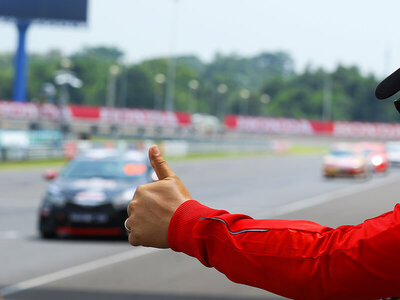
[13,20,30,102]
[322,76,332,120]
[164,0,180,111]
[107,65,120,107]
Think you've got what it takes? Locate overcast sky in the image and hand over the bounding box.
[0,0,399,77]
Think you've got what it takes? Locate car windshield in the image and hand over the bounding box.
[331,150,355,157]
[60,159,148,179]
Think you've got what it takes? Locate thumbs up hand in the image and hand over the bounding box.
[126,145,191,248]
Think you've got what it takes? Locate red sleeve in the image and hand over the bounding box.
[168,200,400,300]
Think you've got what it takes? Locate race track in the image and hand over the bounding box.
[1,154,400,300]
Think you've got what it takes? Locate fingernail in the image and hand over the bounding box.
[151,145,160,156]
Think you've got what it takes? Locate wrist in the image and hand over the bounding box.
[168,200,217,255]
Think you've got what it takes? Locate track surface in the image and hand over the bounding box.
[1,154,400,299]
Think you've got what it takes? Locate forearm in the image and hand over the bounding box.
[168,200,400,300]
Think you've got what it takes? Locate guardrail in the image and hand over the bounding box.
[0,145,64,161]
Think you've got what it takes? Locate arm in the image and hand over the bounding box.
[127,146,400,300]
[168,200,400,300]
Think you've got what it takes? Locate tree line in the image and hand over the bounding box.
[0,46,397,123]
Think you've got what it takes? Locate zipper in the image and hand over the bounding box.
[200,217,270,235]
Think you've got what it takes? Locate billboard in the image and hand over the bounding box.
[0,0,87,23]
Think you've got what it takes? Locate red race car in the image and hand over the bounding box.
[355,142,389,173]
[323,143,370,178]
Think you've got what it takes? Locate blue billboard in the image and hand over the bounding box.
[0,0,87,23]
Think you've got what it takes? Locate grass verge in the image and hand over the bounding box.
[0,145,329,170]
[166,145,329,162]
[0,158,68,170]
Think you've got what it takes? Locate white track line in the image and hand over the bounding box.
[0,247,159,297]
[258,174,400,218]
[3,174,400,297]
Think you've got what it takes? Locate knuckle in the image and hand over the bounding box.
[132,230,142,241]
[128,233,139,246]
[158,158,167,167]
[127,200,136,216]
[135,185,143,194]
[128,201,135,211]
[135,184,148,196]
[170,174,179,181]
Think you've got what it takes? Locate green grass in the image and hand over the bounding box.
[0,158,68,170]
[289,145,329,155]
[166,145,329,162]
[165,150,273,162]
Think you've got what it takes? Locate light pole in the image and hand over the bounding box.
[42,82,56,103]
[260,93,271,116]
[55,58,82,108]
[107,64,120,108]
[322,75,332,120]
[217,83,228,120]
[154,73,166,110]
[54,58,82,133]
[188,79,199,113]
[165,0,180,111]
[239,88,250,115]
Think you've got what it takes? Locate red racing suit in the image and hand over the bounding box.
[168,200,400,300]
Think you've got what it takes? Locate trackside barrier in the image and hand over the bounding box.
[0,101,191,129]
[0,145,64,161]
[2,100,400,140]
[224,115,400,140]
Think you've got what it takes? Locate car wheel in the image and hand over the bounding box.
[40,229,56,239]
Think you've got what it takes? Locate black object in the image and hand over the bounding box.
[375,68,400,100]
[375,68,400,114]
[394,99,400,114]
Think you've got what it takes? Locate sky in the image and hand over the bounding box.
[0,0,400,78]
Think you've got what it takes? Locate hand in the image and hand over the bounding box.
[126,145,191,248]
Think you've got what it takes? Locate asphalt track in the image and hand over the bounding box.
[1,154,400,300]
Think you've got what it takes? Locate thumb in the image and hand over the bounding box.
[149,145,175,180]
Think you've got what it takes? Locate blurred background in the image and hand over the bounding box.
[1,1,400,299]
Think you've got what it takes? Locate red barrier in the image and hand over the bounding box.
[2,100,400,138]
[224,115,400,139]
[0,101,191,128]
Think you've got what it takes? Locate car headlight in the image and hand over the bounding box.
[46,185,66,207]
[113,188,136,209]
[371,155,384,166]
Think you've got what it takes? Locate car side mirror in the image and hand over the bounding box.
[43,169,58,181]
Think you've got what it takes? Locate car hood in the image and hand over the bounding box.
[324,155,364,167]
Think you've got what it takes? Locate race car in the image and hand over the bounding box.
[356,142,389,173]
[323,143,370,178]
[38,149,155,238]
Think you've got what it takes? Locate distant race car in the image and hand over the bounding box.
[38,149,155,238]
[323,144,370,178]
[386,141,400,167]
[356,142,389,173]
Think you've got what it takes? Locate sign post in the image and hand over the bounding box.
[13,20,30,102]
[0,0,88,102]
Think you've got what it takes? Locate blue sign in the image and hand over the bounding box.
[0,0,88,23]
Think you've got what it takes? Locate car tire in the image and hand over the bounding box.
[40,230,56,239]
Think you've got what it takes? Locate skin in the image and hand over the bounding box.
[126,145,191,248]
